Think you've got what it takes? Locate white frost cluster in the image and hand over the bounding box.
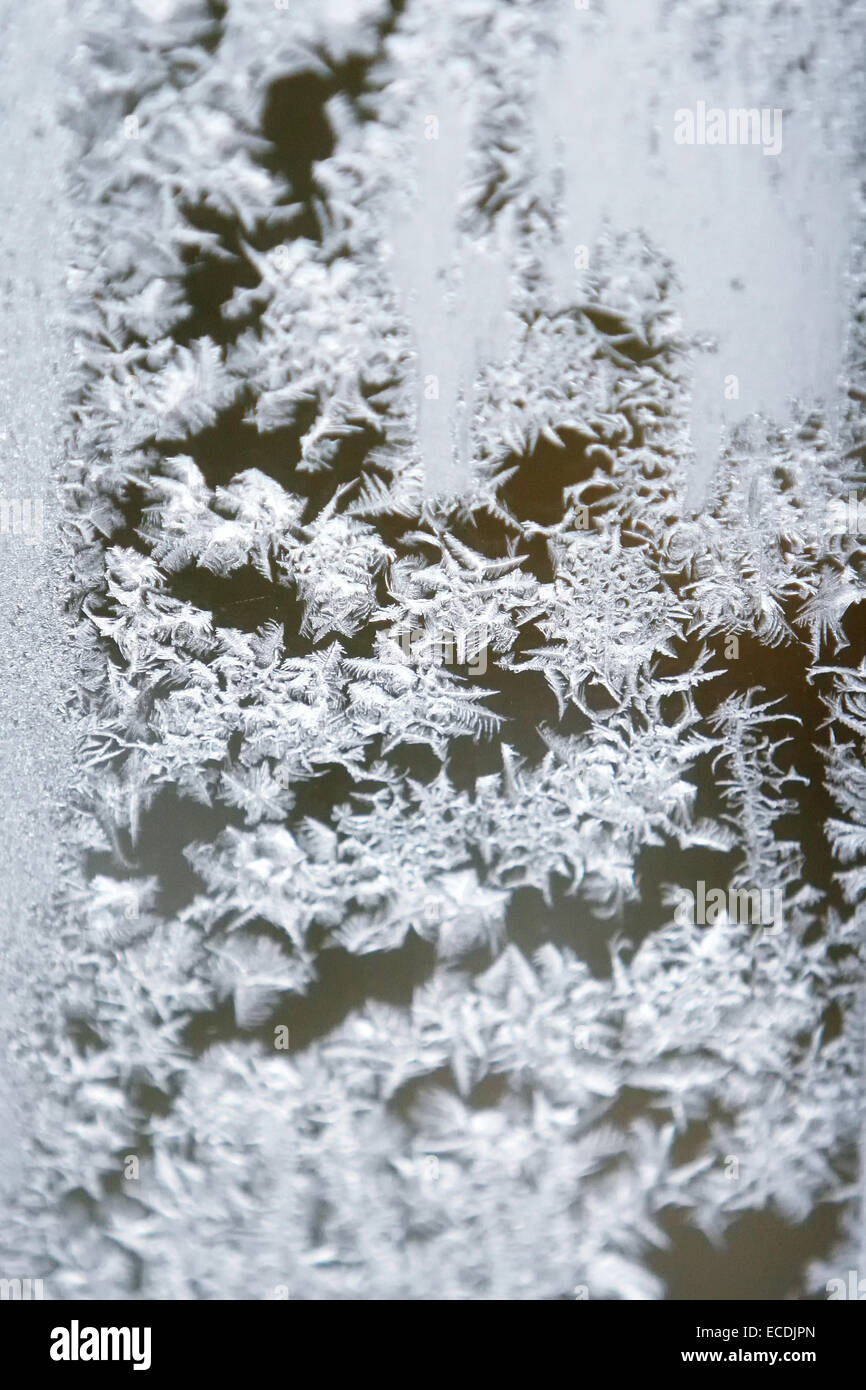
[20,0,865,1299]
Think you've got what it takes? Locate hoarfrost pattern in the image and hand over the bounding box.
[27,0,866,1297]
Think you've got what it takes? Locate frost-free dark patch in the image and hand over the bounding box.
[152,394,319,490]
[652,1205,842,1302]
[496,429,610,528]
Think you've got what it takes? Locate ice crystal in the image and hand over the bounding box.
[25,0,865,1300]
